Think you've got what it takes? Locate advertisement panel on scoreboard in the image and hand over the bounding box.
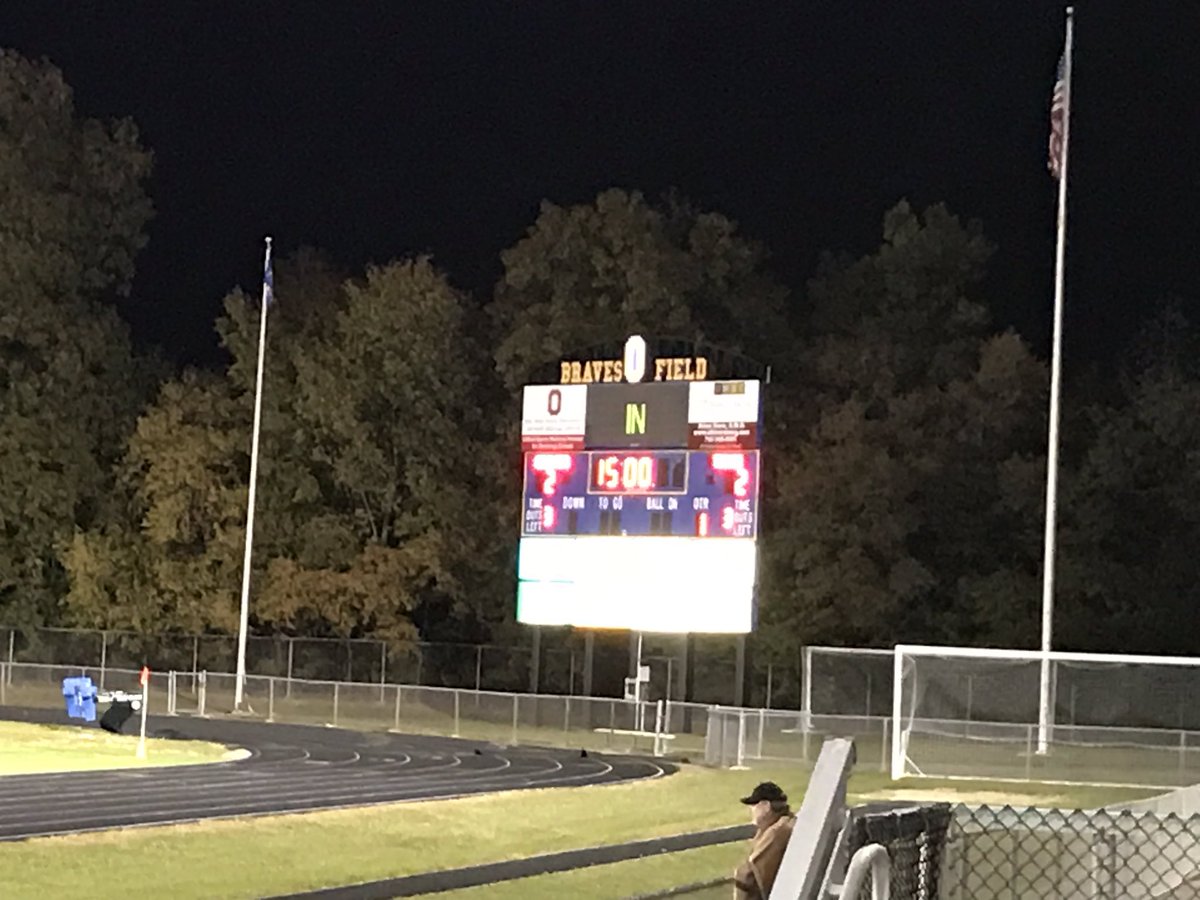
[521,385,586,451]
[687,380,761,450]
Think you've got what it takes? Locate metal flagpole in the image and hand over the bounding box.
[1038,8,1074,755]
[234,236,273,710]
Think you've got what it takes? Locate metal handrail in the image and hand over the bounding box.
[839,843,889,900]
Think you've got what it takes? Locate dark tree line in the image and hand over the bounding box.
[3,51,1197,665]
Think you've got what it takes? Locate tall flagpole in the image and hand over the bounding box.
[1038,8,1074,755]
[234,236,273,710]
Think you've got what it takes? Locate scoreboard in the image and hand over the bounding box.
[516,346,762,634]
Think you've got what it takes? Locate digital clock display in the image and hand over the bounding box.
[588,451,688,494]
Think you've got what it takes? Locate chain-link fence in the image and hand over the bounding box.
[0,659,851,768]
[841,800,1200,900]
[845,804,954,900]
[0,624,802,707]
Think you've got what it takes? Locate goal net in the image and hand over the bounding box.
[892,645,1200,788]
[804,646,894,720]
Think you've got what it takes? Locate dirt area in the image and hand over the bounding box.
[854,788,1074,808]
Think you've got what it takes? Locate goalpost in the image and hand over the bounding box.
[891,645,1200,788]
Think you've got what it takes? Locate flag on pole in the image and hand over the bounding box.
[262,238,275,308]
[1048,54,1068,179]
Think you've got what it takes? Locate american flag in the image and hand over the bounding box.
[1048,54,1067,179]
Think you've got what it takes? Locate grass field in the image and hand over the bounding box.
[0,673,1178,897]
[0,756,1156,900]
[0,721,236,775]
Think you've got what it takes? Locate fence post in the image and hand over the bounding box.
[801,646,812,721]
[8,628,16,673]
[564,696,571,734]
[192,635,199,688]
[765,663,773,709]
[99,631,108,691]
[453,689,460,738]
[286,639,294,699]
[608,700,616,749]
[379,641,387,703]
[268,676,275,722]
[654,700,664,757]
[1025,725,1034,781]
[511,695,519,745]
[1180,730,1187,784]
[394,684,401,731]
[166,670,175,716]
[333,682,340,727]
[474,646,483,693]
[736,710,747,768]
[880,717,889,773]
[198,670,207,718]
[2,661,7,705]
[757,708,765,759]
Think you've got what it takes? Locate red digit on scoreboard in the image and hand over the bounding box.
[711,452,750,498]
[532,453,573,497]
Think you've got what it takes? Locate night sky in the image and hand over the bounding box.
[2,2,1196,370]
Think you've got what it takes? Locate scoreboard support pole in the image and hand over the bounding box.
[529,626,542,695]
[582,632,595,696]
[635,632,645,732]
[682,635,695,732]
[734,635,747,708]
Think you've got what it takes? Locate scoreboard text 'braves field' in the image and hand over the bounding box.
[517,335,763,633]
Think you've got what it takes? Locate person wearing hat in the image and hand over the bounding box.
[732,781,795,900]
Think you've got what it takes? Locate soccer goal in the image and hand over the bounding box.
[803,646,894,720]
[891,644,1200,788]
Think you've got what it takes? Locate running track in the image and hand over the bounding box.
[0,706,674,841]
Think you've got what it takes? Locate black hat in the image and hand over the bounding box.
[740,781,787,805]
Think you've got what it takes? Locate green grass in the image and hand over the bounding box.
[0,721,236,775]
[0,762,802,900]
[902,730,1200,788]
[0,758,1156,900]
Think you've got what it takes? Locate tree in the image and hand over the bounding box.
[62,371,247,634]
[490,189,791,389]
[62,250,348,636]
[0,51,154,625]
[273,257,497,640]
[1053,303,1200,654]
[758,203,1047,653]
